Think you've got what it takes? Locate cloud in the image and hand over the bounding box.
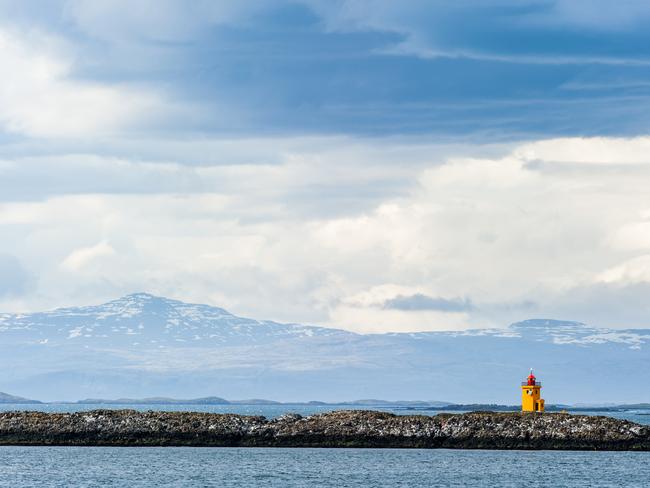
[3,136,650,330]
[596,255,650,285]
[0,136,465,218]
[542,0,650,30]
[0,254,34,298]
[309,1,650,64]
[0,28,167,138]
[64,0,275,42]
[1,3,650,330]
[1,1,650,140]
[383,294,473,312]
[514,137,650,165]
[61,241,116,272]
[540,281,650,328]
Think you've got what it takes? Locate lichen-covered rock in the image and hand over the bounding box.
[0,410,647,450]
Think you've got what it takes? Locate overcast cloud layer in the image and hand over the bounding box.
[2,1,650,332]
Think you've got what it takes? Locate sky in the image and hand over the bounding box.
[2,0,650,332]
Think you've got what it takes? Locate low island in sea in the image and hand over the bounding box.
[0,409,647,450]
[0,372,647,450]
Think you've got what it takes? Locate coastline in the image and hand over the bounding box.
[0,409,647,450]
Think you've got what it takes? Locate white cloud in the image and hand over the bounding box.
[0,28,164,138]
[2,136,650,330]
[61,241,116,271]
[329,305,473,334]
[610,220,650,251]
[514,137,650,165]
[596,255,650,285]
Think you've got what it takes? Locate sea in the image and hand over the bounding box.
[0,404,648,487]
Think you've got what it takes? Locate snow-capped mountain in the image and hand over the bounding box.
[0,293,349,347]
[0,294,648,403]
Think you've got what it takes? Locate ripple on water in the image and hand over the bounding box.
[0,447,648,487]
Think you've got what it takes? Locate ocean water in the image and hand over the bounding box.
[0,403,648,425]
[0,446,647,487]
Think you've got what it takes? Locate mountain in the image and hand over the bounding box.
[0,293,648,403]
[0,392,41,404]
[75,396,230,405]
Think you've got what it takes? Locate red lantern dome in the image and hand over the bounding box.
[527,370,536,386]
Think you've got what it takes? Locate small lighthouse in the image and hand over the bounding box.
[521,369,545,412]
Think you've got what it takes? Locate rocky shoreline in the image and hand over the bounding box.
[0,410,647,450]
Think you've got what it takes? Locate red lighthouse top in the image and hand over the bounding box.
[527,370,536,386]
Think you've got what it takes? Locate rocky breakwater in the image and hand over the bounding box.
[0,410,647,450]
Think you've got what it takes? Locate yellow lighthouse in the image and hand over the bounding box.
[521,369,545,412]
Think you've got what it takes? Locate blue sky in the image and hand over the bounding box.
[2,1,650,332]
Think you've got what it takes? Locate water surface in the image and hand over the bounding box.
[0,447,647,487]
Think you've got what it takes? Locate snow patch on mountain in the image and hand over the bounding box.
[509,319,650,348]
[0,294,648,402]
[1,295,649,350]
[0,293,353,347]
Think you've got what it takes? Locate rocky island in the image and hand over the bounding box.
[0,410,647,450]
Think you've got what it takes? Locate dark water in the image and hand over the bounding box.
[0,446,647,487]
[0,403,648,425]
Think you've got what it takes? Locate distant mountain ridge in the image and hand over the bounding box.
[0,392,41,404]
[0,293,347,348]
[77,396,231,405]
[72,397,451,406]
[0,293,648,403]
[0,391,647,414]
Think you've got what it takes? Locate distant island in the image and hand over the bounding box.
[70,397,452,407]
[1,392,648,412]
[0,392,42,405]
[0,410,647,450]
